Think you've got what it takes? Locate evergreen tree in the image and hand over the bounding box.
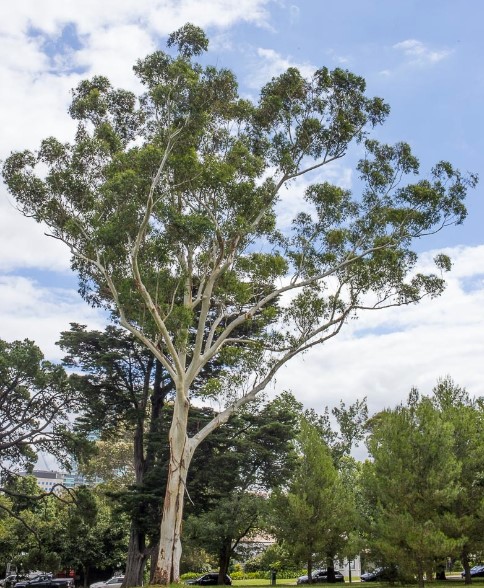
[271,418,356,581]
[362,390,461,588]
[430,378,484,584]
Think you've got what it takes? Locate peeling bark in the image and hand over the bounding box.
[152,392,192,584]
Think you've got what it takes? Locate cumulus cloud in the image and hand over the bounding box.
[0,275,106,360]
[0,200,71,272]
[0,0,271,38]
[273,244,484,414]
[247,47,315,88]
[393,38,452,65]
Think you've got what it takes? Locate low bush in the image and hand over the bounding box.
[230,570,303,580]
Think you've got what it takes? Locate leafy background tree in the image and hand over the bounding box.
[271,418,357,582]
[361,390,462,588]
[52,485,129,588]
[0,338,73,475]
[58,322,172,587]
[429,378,484,584]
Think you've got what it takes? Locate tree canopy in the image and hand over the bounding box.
[2,23,477,584]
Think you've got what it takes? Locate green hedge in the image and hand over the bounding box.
[180,573,202,580]
[230,571,304,580]
[181,570,304,581]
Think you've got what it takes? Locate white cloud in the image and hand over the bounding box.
[0,275,106,360]
[72,24,156,90]
[0,0,271,38]
[273,244,484,414]
[248,47,315,88]
[393,39,452,65]
[0,200,71,272]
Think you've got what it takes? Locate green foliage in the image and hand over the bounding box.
[270,418,357,575]
[361,388,464,586]
[167,23,209,58]
[229,570,304,580]
[0,338,73,470]
[430,377,484,582]
[306,398,368,466]
[0,476,126,581]
[53,485,130,576]
[243,544,301,573]
[183,393,301,574]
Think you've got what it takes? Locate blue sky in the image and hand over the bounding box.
[1,0,483,416]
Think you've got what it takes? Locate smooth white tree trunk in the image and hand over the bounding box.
[152,393,192,585]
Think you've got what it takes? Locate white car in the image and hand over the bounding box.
[90,577,124,588]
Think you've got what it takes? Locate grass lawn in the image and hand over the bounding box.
[158,579,484,588]
[232,581,297,586]
[162,576,484,588]
[229,578,484,587]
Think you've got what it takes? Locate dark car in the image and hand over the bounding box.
[361,568,385,582]
[361,566,401,583]
[461,565,484,579]
[296,569,345,584]
[15,576,74,588]
[185,573,231,586]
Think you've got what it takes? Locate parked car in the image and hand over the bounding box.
[361,566,401,583]
[14,576,73,588]
[361,568,385,582]
[1,576,28,588]
[89,578,124,588]
[185,573,232,586]
[296,569,345,584]
[461,565,484,579]
[14,576,51,588]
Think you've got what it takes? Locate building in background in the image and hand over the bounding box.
[26,470,64,493]
[23,469,96,492]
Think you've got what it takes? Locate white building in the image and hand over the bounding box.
[29,470,64,493]
[23,469,95,492]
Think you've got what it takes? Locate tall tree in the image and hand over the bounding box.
[2,23,477,583]
[362,390,461,588]
[271,418,357,581]
[58,323,171,587]
[430,378,484,584]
